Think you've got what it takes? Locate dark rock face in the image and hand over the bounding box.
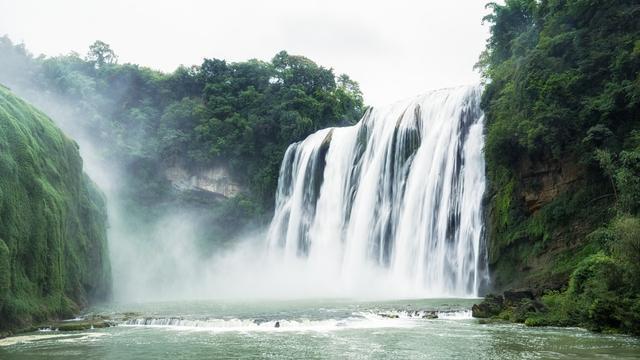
[512,299,547,322]
[503,289,535,307]
[518,158,583,214]
[471,294,504,318]
[472,289,547,323]
[486,153,596,294]
[379,313,400,319]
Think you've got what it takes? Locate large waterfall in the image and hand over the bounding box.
[267,85,487,298]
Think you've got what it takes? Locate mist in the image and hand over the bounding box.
[0,45,411,303]
[0,36,485,304]
[0,49,265,303]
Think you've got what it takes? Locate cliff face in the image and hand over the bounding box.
[0,85,111,331]
[517,158,583,214]
[486,153,612,293]
[165,165,242,199]
[477,0,640,300]
[477,0,640,334]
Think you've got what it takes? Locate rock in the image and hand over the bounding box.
[518,158,583,214]
[472,294,504,318]
[49,320,113,331]
[165,165,242,198]
[253,319,267,325]
[379,313,400,319]
[503,289,535,307]
[421,311,438,319]
[513,298,547,323]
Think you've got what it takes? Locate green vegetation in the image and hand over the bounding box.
[479,0,640,334]
[0,37,364,220]
[0,85,110,332]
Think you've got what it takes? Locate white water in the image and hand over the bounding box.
[267,85,487,298]
[119,310,471,333]
[121,314,415,333]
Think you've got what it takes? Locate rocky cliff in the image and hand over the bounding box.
[165,164,242,199]
[486,153,612,293]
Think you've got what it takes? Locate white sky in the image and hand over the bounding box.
[0,0,490,107]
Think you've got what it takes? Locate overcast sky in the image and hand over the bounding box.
[0,0,491,107]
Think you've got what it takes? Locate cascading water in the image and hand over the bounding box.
[267,85,488,298]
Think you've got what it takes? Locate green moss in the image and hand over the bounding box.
[487,169,616,291]
[498,308,513,321]
[0,86,110,331]
[0,239,9,311]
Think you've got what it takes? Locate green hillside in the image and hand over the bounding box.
[0,85,110,332]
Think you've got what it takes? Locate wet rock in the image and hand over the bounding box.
[473,289,547,323]
[421,311,438,319]
[472,294,504,318]
[379,313,400,319]
[45,320,113,331]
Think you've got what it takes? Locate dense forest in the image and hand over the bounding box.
[0,37,364,229]
[478,0,640,334]
[0,85,110,333]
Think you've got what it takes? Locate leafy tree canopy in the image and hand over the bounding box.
[0,37,365,215]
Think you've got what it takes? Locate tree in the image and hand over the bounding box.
[86,40,118,68]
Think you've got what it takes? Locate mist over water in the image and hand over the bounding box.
[1,68,488,301]
[0,76,237,302]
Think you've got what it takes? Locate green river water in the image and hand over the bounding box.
[1,298,638,359]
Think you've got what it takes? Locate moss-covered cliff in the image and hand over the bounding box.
[477,0,640,334]
[0,84,111,332]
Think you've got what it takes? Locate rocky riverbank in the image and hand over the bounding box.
[0,315,115,339]
[472,290,547,324]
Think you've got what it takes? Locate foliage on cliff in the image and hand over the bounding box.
[0,38,364,216]
[0,85,111,331]
[479,0,640,334]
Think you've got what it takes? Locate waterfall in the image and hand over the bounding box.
[267,85,487,297]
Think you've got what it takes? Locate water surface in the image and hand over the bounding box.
[1,299,638,359]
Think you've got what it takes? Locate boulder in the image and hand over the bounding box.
[421,311,438,319]
[472,294,504,318]
[379,313,400,319]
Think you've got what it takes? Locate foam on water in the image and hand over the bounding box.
[118,309,473,333]
[121,315,414,333]
[0,333,108,347]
